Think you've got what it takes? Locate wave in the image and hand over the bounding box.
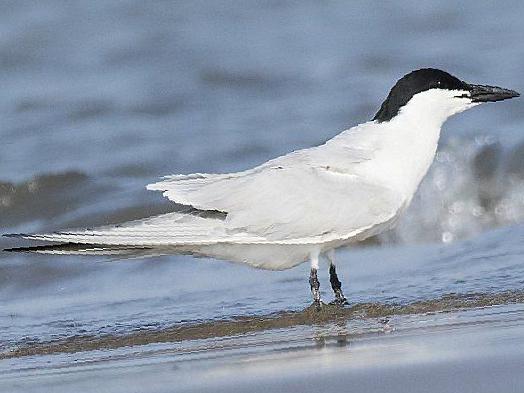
[0,171,89,228]
[384,136,524,244]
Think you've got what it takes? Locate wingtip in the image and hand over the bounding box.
[2,243,74,253]
[3,233,35,252]
[2,233,29,238]
[3,245,37,252]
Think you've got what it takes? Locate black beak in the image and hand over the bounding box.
[467,84,520,103]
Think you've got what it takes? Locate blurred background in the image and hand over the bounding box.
[1,0,524,352]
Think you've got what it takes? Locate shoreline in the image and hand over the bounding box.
[3,301,524,393]
[4,289,524,359]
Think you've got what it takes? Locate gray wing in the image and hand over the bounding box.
[147,164,403,243]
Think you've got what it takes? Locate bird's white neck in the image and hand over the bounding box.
[330,89,478,204]
[383,116,442,199]
[393,89,473,130]
[331,118,442,205]
[359,89,475,201]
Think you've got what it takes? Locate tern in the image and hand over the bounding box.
[4,68,519,306]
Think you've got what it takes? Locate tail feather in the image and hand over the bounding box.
[4,212,232,246]
[3,242,153,256]
[3,211,267,256]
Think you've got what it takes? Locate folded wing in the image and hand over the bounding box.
[147,164,403,242]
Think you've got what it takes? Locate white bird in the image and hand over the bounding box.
[5,68,519,306]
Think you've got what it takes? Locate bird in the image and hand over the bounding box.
[4,68,519,307]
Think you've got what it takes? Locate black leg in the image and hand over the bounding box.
[309,267,321,307]
[329,264,348,305]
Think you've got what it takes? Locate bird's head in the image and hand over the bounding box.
[373,68,519,125]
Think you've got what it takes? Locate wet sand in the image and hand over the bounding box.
[3,290,524,359]
[2,299,524,393]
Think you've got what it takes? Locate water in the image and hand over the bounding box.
[1,1,524,389]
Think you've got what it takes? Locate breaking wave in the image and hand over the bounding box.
[385,135,524,244]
